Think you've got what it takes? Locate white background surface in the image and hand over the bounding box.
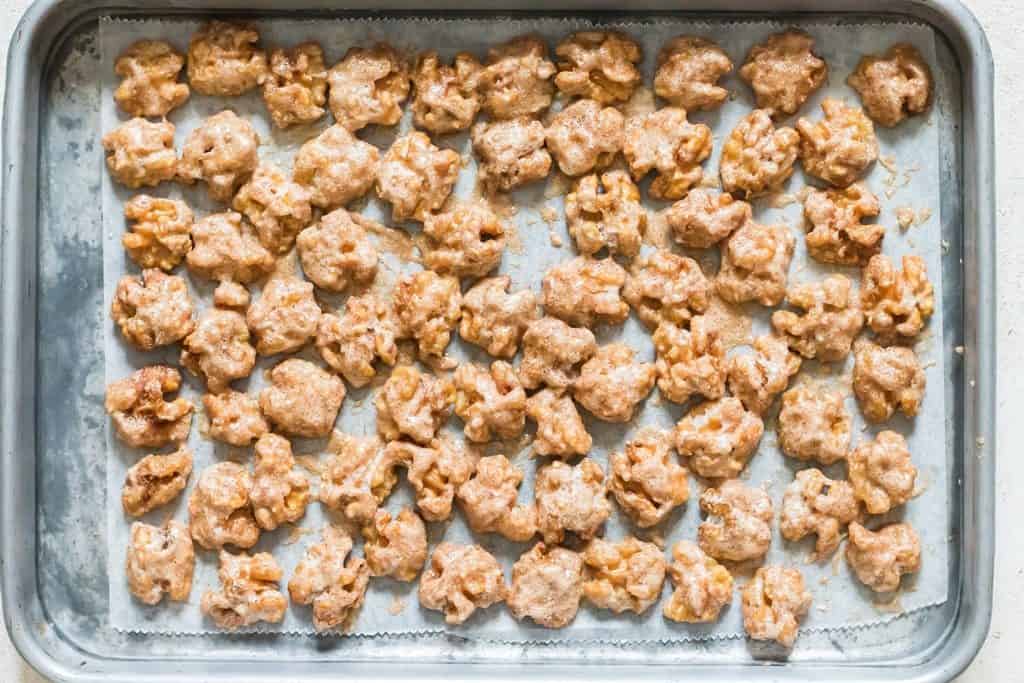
[0,0,1017,679]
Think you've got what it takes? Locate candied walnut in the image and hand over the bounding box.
[250,434,310,531]
[698,479,773,562]
[777,385,851,466]
[126,520,194,605]
[542,256,628,327]
[457,454,537,542]
[460,276,538,359]
[545,99,624,177]
[187,21,267,96]
[719,109,800,198]
[454,361,527,443]
[666,189,751,249]
[663,540,733,623]
[573,343,655,423]
[393,271,462,358]
[101,118,176,189]
[676,397,763,479]
[111,269,194,350]
[526,389,592,459]
[508,542,584,629]
[122,446,193,517]
[232,162,312,254]
[411,52,482,135]
[472,118,552,193]
[780,468,859,558]
[297,209,378,293]
[246,277,320,356]
[262,42,327,129]
[386,439,474,522]
[739,30,826,116]
[181,309,256,393]
[609,429,688,528]
[422,202,506,278]
[375,365,454,445]
[564,170,646,258]
[518,317,596,390]
[202,551,287,629]
[654,36,732,111]
[177,110,260,203]
[582,537,665,615]
[771,274,864,362]
[554,31,641,104]
[418,542,507,624]
[803,183,884,266]
[293,125,380,210]
[853,339,926,423]
[848,430,917,514]
[188,462,258,551]
[716,221,795,307]
[535,458,611,544]
[846,522,921,592]
[259,359,345,438]
[328,44,410,132]
[848,44,933,127]
[479,36,556,120]
[105,366,193,448]
[122,195,193,271]
[377,132,460,223]
[860,254,935,342]
[288,526,369,631]
[202,391,267,446]
[727,335,801,415]
[653,316,725,405]
[362,507,428,582]
[317,295,397,387]
[741,566,812,648]
[623,108,713,200]
[114,40,189,117]
[186,211,274,284]
[214,281,250,309]
[319,433,400,523]
[797,99,879,187]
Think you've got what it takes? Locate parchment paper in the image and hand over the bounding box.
[101,15,949,644]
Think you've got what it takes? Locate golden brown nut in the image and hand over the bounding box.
[554,31,642,104]
[213,281,250,310]
[777,386,851,465]
[246,277,320,356]
[105,366,193,448]
[363,507,428,582]
[375,366,454,445]
[122,195,193,271]
[122,446,193,517]
[739,29,826,116]
[508,542,584,629]
[845,521,921,592]
[250,433,310,531]
[518,316,596,390]
[262,42,327,129]
[780,468,859,557]
[860,254,935,342]
[623,108,713,200]
[319,433,400,523]
[111,269,195,350]
[460,276,538,359]
[573,343,656,423]
[418,542,507,624]
[609,428,688,528]
[582,537,665,614]
[411,52,482,135]
[232,162,312,254]
[385,438,474,522]
[457,454,537,542]
[296,209,378,292]
[771,274,864,362]
[187,21,267,96]
[654,36,732,111]
[726,335,802,415]
[665,189,752,249]
[393,270,462,359]
[535,458,611,544]
[564,170,646,258]
[126,520,194,605]
[186,211,274,284]
[741,566,812,648]
[478,36,556,120]
[698,480,773,562]
[317,294,398,388]
[676,397,764,479]
[653,317,726,405]
[177,110,260,203]
[181,309,256,393]
[114,40,189,117]
[663,540,733,623]
[471,117,552,193]
[545,99,624,177]
[803,182,884,266]
[422,202,506,278]
[852,339,926,423]
[454,361,527,443]
[847,430,917,514]
[542,256,629,327]
[288,526,369,631]
[259,359,345,438]
[293,125,380,210]
[102,118,177,189]
[797,99,879,187]
[188,462,258,551]
[847,44,933,127]
[719,109,800,198]
[716,221,795,307]
[202,391,267,446]
[526,389,592,459]
[376,132,460,223]
[327,43,410,131]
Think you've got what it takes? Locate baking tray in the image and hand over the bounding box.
[0,0,994,681]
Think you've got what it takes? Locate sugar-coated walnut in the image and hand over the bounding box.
[853,339,926,423]
[457,454,537,542]
[797,99,879,187]
[508,542,584,629]
[418,542,507,624]
[845,521,921,592]
[287,526,369,631]
[698,480,773,562]
[777,386,851,465]
[460,276,538,359]
[535,458,612,544]
[780,468,859,557]
[250,434,310,531]
[663,540,733,623]
[376,132,460,223]
[319,433,400,523]
[860,254,935,342]
[542,256,629,327]
[654,36,732,111]
[262,42,327,129]
[726,335,802,415]
[293,125,380,210]
[186,211,274,284]
[188,462,258,551]
[385,438,474,522]
[454,361,527,443]
[623,108,713,200]
[259,359,345,438]
[246,277,320,356]
[665,188,752,249]
[106,366,193,448]
[676,397,764,479]
[554,31,642,104]
[114,40,189,117]
[232,162,312,254]
[297,208,378,292]
[518,316,597,390]
[181,309,256,393]
[111,269,195,350]
[202,391,267,446]
[375,366,453,445]
[472,117,552,193]
[653,317,726,405]
[609,428,688,528]
[739,30,826,116]
[564,170,646,258]
[126,520,194,605]
[847,44,933,127]
[803,182,884,266]
[316,295,398,388]
[363,507,428,582]
[177,111,260,203]
[411,52,482,135]
[719,109,800,198]
[847,430,917,515]
[716,221,795,307]
[423,202,506,278]
[393,271,462,359]
[478,36,556,120]
[102,118,177,189]
[187,21,267,96]
[545,99,624,177]
[327,44,410,132]
[741,566,812,648]
[213,281,250,309]
[771,274,864,362]
[582,537,665,615]
[526,389,592,459]
[573,343,656,423]
[122,195,193,271]
[122,446,193,517]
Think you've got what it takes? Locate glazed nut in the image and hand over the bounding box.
[535,458,612,544]
[654,36,732,111]
[105,366,193,448]
[411,51,483,135]
[319,433,400,523]
[698,479,773,562]
[507,542,584,629]
[114,40,189,117]
[739,29,827,116]
[478,35,556,120]
[201,391,267,446]
[780,468,860,558]
[363,507,428,582]
[554,31,642,104]
[376,131,460,223]
[609,428,689,528]
[177,110,260,203]
[232,161,313,254]
[471,117,552,193]
[456,454,537,542]
[246,277,321,356]
[572,343,656,423]
[845,521,921,592]
[186,211,274,285]
[296,208,379,293]
[803,182,885,266]
[796,98,879,188]
[258,359,345,438]
[122,195,194,271]
[741,566,812,648]
[262,42,328,128]
[375,365,454,445]
[652,316,726,405]
[852,338,926,423]
[623,107,713,200]
[316,294,398,388]
[718,109,800,198]
[860,254,935,342]
[565,170,646,259]
[188,462,259,551]
[582,537,666,615]
[726,334,802,415]
[327,43,410,131]
[545,99,624,177]
[716,221,796,307]
[675,397,763,479]
[293,124,380,210]
[541,256,629,328]
[847,430,917,515]
[526,388,592,459]
[122,446,193,517]
[288,526,370,631]
[181,309,256,394]
[111,269,195,351]
[102,118,177,189]
[460,276,538,359]
[847,44,932,127]
[387,438,474,522]
[126,520,195,605]
[663,540,733,623]
[777,385,852,465]
[517,316,597,390]
[250,433,310,531]
[665,188,752,250]
[422,202,506,278]
[187,21,268,96]
[770,274,865,362]
[418,542,507,624]
[453,361,528,443]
